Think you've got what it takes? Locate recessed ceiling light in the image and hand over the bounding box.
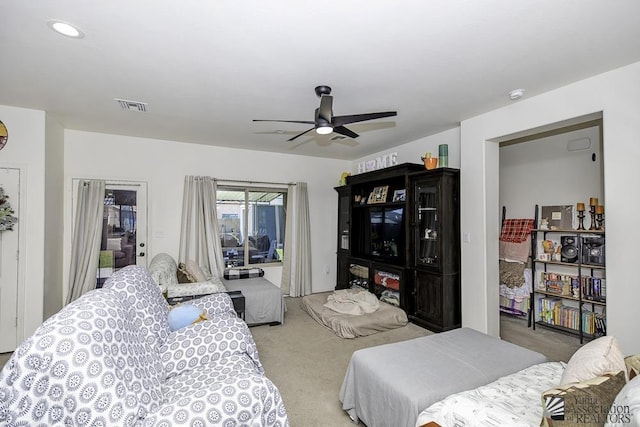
[47,20,84,39]
[508,89,525,100]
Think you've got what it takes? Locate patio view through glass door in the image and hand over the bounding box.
[216,187,285,267]
[96,182,147,287]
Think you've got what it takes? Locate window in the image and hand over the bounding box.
[216,186,286,267]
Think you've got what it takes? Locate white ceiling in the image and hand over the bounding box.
[2,1,640,160]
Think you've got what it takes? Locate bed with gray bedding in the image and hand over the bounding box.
[222,276,286,325]
[339,327,548,427]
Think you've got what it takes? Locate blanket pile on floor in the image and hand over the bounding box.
[324,289,380,315]
[301,291,407,339]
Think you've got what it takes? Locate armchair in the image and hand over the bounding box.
[105,233,135,268]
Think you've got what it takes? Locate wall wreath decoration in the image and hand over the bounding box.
[0,187,18,232]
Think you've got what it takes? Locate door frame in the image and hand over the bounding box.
[65,178,148,303]
[0,165,26,351]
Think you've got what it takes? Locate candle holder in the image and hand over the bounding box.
[577,208,586,230]
[595,205,604,230]
[596,213,604,230]
[589,205,597,230]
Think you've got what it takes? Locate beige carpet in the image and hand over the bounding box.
[250,297,432,426]
[250,298,582,427]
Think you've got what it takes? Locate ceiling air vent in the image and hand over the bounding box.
[115,98,148,112]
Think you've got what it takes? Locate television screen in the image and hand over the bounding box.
[369,207,404,258]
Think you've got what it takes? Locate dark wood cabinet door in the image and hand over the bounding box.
[412,170,460,275]
[412,271,460,332]
[414,272,442,325]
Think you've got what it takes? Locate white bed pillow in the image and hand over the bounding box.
[560,335,626,385]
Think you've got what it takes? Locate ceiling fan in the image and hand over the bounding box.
[253,85,397,142]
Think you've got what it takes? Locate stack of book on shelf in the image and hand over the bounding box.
[582,276,606,302]
[538,297,606,336]
[540,272,578,297]
[539,272,605,302]
[539,297,564,325]
[594,314,607,336]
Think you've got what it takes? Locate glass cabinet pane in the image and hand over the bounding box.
[416,184,439,267]
[339,195,349,250]
[349,263,369,290]
[373,268,401,306]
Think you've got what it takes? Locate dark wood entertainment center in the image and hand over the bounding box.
[335,163,460,332]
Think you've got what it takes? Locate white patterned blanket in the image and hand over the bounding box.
[415,362,565,427]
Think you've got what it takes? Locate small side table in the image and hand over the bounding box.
[227,290,245,320]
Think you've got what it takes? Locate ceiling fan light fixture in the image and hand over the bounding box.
[316,125,333,135]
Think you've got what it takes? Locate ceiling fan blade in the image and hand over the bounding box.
[287,127,315,142]
[253,119,315,124]
[318,95,333,122]
[333,111,397,126]
[333,126,359,139]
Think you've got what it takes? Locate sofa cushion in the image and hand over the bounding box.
[187,292,237,319]
[185,260,208,282]
[624,354,640,380]
[177,262,196,283]
[160,316,263,379]
[560,336,626,385]
[103,265,171,351]
[166,277,227,298]
[224,267,265,280]
[148,362,288,426]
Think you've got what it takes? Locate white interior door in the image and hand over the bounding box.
[0,168,20,353]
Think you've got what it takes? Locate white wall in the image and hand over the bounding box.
[0,105,47,338]
[460,61,640,354]
[350,127,460,175]
[64,130,350,294]
[44,115,65,319]
[499,126,603,221]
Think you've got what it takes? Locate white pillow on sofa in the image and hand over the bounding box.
[184,260,208,282]
[561,336,626,385]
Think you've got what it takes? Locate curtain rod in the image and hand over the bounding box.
[214,178,296,186]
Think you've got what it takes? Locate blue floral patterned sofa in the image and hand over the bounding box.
[0,266,289,426]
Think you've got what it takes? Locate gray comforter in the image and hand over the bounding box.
[339,327,548,427]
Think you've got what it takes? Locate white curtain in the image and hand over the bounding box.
[281,182,312,297]
[67,179,105,303]
[179,176,225,277]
